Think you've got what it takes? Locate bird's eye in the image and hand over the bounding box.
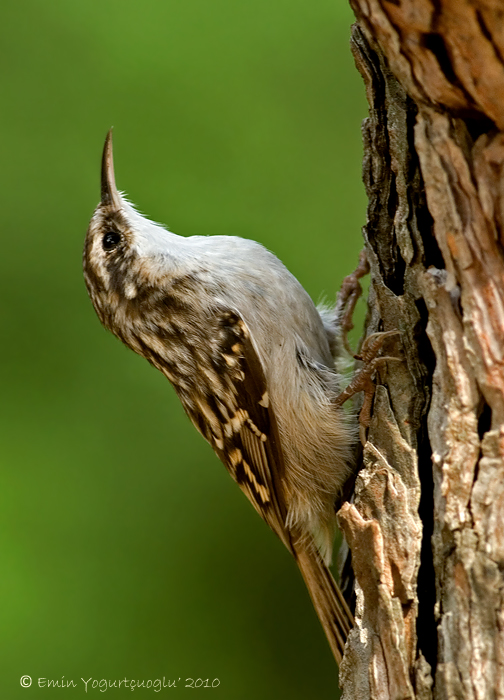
[102,230,122,251]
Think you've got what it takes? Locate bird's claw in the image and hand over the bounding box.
[334,329,402,445]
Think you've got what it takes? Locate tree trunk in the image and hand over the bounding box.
[336,2,504,698]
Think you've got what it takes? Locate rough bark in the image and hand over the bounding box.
[337,2,504,699]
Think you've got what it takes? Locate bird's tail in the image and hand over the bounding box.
[294,545,354,664]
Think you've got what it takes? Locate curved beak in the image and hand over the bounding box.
[101,129,121,208]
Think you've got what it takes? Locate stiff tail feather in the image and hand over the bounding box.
[294,545,354,664]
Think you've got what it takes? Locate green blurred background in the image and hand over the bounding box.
[1,0,366,697]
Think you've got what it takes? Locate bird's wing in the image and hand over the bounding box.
[187,308,294,554]
[178,307,354,663]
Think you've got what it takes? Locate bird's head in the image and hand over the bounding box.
[83,130,187,331]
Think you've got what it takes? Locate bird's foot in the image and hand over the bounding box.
[334,330,401,444]
[335,249,370,356]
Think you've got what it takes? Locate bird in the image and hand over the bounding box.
[83,130,356,663]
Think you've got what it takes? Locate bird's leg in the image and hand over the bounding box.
[335,251,402,443]
[334,330,401,444]
[335,249,370,355]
